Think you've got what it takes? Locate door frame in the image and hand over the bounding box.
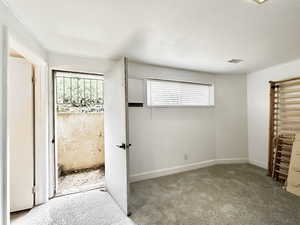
[124,58,130,209]
[8,56,35,212]
[49,69,104,197]
[1,28,49,225]
[1,26,9,225]
[8,35,49,208]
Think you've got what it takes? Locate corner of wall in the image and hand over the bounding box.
[246,58,300,170]
[215,73,248,160]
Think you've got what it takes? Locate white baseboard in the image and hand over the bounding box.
[130,159,216,183]
[215,158,249,164]
[248,159,267,169]
[130,158,248,183]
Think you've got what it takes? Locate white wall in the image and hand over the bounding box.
[48,54,248,184]
[128,62,248,181]
[247,58,300,169]
[0,2,47,62]
[128,62,216,179]
[48,52,113,74]
[215,75,248,161]
[47,56,248,182]
[0,24,8,225]
[0,1,48,223]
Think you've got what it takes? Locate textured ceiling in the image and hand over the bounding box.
[6,0,300,73]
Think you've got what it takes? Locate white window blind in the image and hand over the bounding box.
[146,79,214,106]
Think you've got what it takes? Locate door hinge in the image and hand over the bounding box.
[32,186,36,194]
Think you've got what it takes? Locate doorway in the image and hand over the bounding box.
[6,56,130,225]
[8,49,35,213]
[53,70,105,196]
[4,34,49,225]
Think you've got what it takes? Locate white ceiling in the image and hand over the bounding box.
[6,0,300,74]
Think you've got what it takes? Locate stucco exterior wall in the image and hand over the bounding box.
[57,112,104,172]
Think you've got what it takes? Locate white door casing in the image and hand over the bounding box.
[104,57,130,215]
[8,57,34,212]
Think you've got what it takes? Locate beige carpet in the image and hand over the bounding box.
[130,164,300,225]
[12,190,135,225]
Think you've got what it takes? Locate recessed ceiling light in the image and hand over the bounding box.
[228,59,243,64]
[253,0,268,4]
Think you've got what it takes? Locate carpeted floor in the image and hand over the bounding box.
[11,190,135,225]
[11,164,300,225]
[129,164,300,225]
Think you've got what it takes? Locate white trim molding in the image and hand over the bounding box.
[248,159,267,169]
[1,25,9,225]
[215,158,249,164]
[8,34,49,207]
[130,158,249,183]
[34,65,49,205]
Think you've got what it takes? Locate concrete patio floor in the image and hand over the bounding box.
[57,167,105,196]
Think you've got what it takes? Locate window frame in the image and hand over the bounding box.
[145,78,215,108]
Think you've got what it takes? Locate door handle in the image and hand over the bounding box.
[116,143,132,150]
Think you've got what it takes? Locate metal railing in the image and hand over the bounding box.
[56,73,104,113]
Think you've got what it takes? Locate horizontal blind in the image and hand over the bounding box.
[147,80,212,106]
[180,82,210,105]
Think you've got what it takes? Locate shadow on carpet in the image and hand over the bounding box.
[12,190,135,225]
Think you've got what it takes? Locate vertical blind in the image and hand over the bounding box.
[146,79,214,106]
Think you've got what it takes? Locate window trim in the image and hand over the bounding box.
[145,78,215,108]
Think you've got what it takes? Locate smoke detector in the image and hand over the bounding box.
[253,0,268,4]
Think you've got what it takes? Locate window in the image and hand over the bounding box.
[146,79,214,107]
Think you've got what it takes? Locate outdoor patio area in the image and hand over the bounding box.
[57,166,105,196]
[55,72,105,196]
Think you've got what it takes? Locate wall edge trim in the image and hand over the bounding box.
[215,158,249,164]
[248,159,267,169]
[130,158,249,183]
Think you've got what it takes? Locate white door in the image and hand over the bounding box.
[104,57,130,215]
[8,57,34,212]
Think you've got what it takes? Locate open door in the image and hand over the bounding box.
[104,57,130,215]
[8,57,34,212]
